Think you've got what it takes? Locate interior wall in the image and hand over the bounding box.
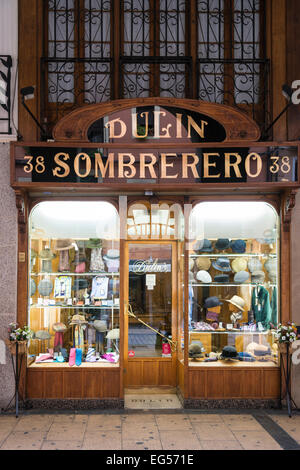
[0,142,18,407]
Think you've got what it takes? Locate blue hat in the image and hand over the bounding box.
[233,270,249,283]
[215,239,230,250]
[230,239,246,253]
[214,274,229,283]
[204,296,223,308]
[212,257,232,272]
[194,239,213,253]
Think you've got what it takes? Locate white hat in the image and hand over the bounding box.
[196,270,212,283]
[248,258,262,273]
[231,257,248,273]
[264,258,277,272]
[225,295,245,311]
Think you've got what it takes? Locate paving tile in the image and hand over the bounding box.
[0,431,46,450]
[82,430,122,450]
[46,423,86,441]
[0,430,12,446]
[87,414,122,430]
[188,414,224,424]
[122,423,160,440]
[159,430,201,450]
[232,430,282,450]
[122,414,156,424]
[192,423,236,441]
[222,415,264,431]
[14,414,54,432]
[122,438,162,450]
[200,440,243,450]
[155,414,193,431]
[0,416,19,431]
[41,440,83,450]
[269,415,300,444]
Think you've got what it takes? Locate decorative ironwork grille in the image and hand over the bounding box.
[42,0,268,136]
[0,55,12,135]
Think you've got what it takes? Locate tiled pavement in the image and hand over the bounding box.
[0,411,300,450]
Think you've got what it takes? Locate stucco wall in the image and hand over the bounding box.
[0,142,18,407]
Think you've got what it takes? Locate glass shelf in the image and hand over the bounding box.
[188,253,277,258]
[29,305,120,309]
[30,272,120,277]
[190,330,275,334]
[188,282,277,287]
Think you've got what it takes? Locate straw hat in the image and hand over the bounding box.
[38,248,56,260]
[54,239,74,251]
[195,257,211,271]
[231,257,248,273]
[34,330,51,340]
[70,314,88,325]
[225,295,245,311]
[52,322,67,332]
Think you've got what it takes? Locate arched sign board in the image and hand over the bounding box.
[11,98,299,188]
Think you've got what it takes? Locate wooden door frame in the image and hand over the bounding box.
[123,239,178,388]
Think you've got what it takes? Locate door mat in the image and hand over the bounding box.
[125,394,182,409]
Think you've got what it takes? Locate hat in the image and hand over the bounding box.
[52,322,67,332]
[204,296,223,308]
[106,328,120,340]
[230,239,246,253]
[247,258,262,272]
[215,238,230,251]
[195,257,211,271]
[189,271,195,282]
[196,270,212,283]
[38,248,56,260]
[70,314,88,325]
[221,345,239,359]
[251,270,265,283]
[189,341,205,358]
[37,279,53,296]
[264,258,277,272]
[86,238,102,249]
[34,330,51,340]
[30,279,36,296]
[212,257,231,272]
[189,259,194,270]
[214,274,229,283]
[233,271,250,283]
[225,295,245,311]
[93,320,107,332]
[253,344,271,356]
[268,271,277,283]
[54,239,74,251]
[105,249,120,259]
[193,239,213,253]
[72,278,89,290]
[231,257,248,273]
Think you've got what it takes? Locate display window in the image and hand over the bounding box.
[188,201,279,367]
[28,201,120,367]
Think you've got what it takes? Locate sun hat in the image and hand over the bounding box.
[86,238,102,249]
[231,257,248,273]
[247,258,262,272]
[30,278,36,296]
[212,257,231,272]
[93,320,107,332]
[225,295,245,311]
[189,259,194,270]
[106,328,120,340]
[34,330,51,340]
[230,239,246,253]
[251,270,265,283]
[195,270,212,283]
[70,314,88,325]
[38,248,56,260]
[204,296,223,308]
[52,322,67,332]
[264,258,277,272]
[233,270,250,283]
[37,279,53,296]
[193,239,213,253]
[72,278,89,290]
[195,257,211,271]
[221,345,239,359]
[214,274,229,283]
[189,341,205,358]
[215,238,230,251]
[54,239,74,251]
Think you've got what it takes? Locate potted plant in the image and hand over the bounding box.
[5,322,33,355]
[274,322,298,355]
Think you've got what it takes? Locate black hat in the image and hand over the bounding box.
[221,345,239,359]
[204,296,223,308]
[214,274,230,283]
[215,239,230,250]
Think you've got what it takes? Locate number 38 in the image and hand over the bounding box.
[270,156,291,174]
[23,156,45,174]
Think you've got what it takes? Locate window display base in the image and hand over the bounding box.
[24,398,124,410]
[184,399,281,409]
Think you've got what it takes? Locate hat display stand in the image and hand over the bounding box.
[279,342,298,417]
[2,341,27,417]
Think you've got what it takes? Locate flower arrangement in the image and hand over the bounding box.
[8,322,33,342]
[274,322,298,344]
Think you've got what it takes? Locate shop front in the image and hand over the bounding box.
[10,98,300,408]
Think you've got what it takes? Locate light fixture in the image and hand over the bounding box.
[262,84,295,140]
[20,85,48,139]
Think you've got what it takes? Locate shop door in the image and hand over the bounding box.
[124,242,177,387]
